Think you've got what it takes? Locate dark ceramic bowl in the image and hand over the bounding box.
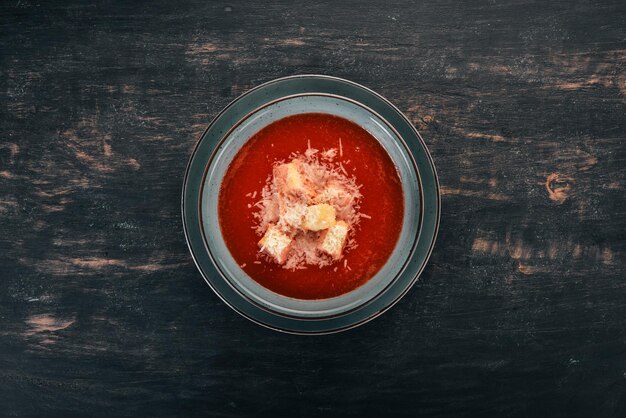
[182,75,440,334]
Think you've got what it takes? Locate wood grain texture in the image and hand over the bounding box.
[1,0,625,416]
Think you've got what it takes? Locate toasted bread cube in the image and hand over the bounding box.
[281,203,306,229]
[319,221,349,259]
[273,161,309,196]
[302,204,336,231]
[258,225,292,264]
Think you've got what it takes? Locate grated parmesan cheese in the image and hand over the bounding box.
[321,148,338,161]
[251,150,364,270]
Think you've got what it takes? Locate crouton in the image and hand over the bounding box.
[280,203,307,229]
[258,224,292,264]
[273,161,310,197]
[318,221,349,259]
[302,204,336,231]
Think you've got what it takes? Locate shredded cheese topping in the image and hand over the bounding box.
[252,145,363,269]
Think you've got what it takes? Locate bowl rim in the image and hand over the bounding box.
[182,74,441,334]
[198,92,424,318]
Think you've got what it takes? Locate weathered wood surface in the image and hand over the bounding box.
[1,0,625,416]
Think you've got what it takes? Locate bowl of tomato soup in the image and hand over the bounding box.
[182,75,440,334]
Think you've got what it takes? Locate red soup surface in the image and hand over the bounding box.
[218,113,404,300]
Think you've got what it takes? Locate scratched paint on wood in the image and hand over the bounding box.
[1,0,625,416]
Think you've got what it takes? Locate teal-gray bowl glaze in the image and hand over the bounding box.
[182,75,440,334]
[203,94,421,319]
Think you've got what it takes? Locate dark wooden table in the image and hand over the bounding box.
[2,0,625,416]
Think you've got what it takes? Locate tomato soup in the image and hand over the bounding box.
[218,113,404,300]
